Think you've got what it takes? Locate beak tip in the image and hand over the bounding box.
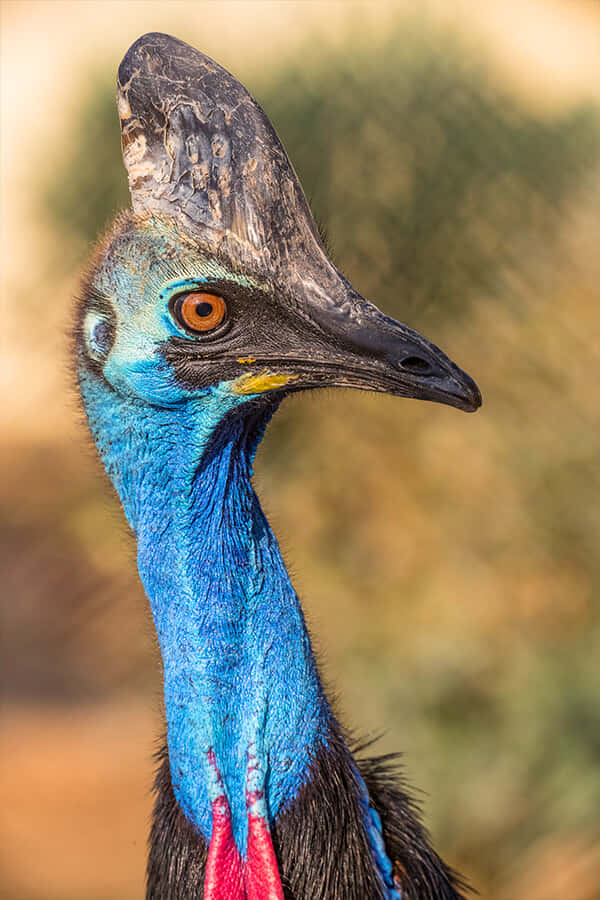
[458,375,482,413]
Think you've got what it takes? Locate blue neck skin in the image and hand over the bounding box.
[81,377,331,852]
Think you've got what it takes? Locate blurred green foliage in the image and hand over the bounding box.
[258,29,599,326]
[22,19,600,899]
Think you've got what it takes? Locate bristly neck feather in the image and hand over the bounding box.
[80,378,332,853]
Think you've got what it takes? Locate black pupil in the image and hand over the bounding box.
[195,301,214,317]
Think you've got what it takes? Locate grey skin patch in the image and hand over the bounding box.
[84,308,114,361]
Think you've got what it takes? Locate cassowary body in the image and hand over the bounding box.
[75,33,481,900]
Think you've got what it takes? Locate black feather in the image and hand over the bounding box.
[147,744,207,899]
[147,723,470,899]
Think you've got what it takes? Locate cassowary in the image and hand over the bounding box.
[75,32,481,900]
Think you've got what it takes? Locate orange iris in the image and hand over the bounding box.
[177,292,227,332]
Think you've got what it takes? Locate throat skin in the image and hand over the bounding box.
[80,377,331,853]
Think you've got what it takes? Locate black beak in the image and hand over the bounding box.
[227,274,481,413]
[286,282,481,412]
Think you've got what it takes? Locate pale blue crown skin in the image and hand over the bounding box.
[78,217,401,894]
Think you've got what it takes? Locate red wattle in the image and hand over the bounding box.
[203,752,285,900]
[245,810,285,900]
[203,796,245,900]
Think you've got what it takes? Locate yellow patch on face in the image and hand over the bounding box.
[232,371,298,395]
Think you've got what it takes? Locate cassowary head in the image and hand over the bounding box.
[76,32,480,430]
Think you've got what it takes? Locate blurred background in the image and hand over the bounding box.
[2,1,600,898]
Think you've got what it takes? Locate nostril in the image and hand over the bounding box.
[399,355,431,374]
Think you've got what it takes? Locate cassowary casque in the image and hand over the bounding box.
[75,32,481,900]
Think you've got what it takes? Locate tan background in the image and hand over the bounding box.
[2,2,600,898]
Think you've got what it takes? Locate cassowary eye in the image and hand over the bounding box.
[172,292,227,334]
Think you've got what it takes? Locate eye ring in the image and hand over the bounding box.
[171,292,227,334]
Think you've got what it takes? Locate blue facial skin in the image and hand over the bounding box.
[78,215,399,894]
